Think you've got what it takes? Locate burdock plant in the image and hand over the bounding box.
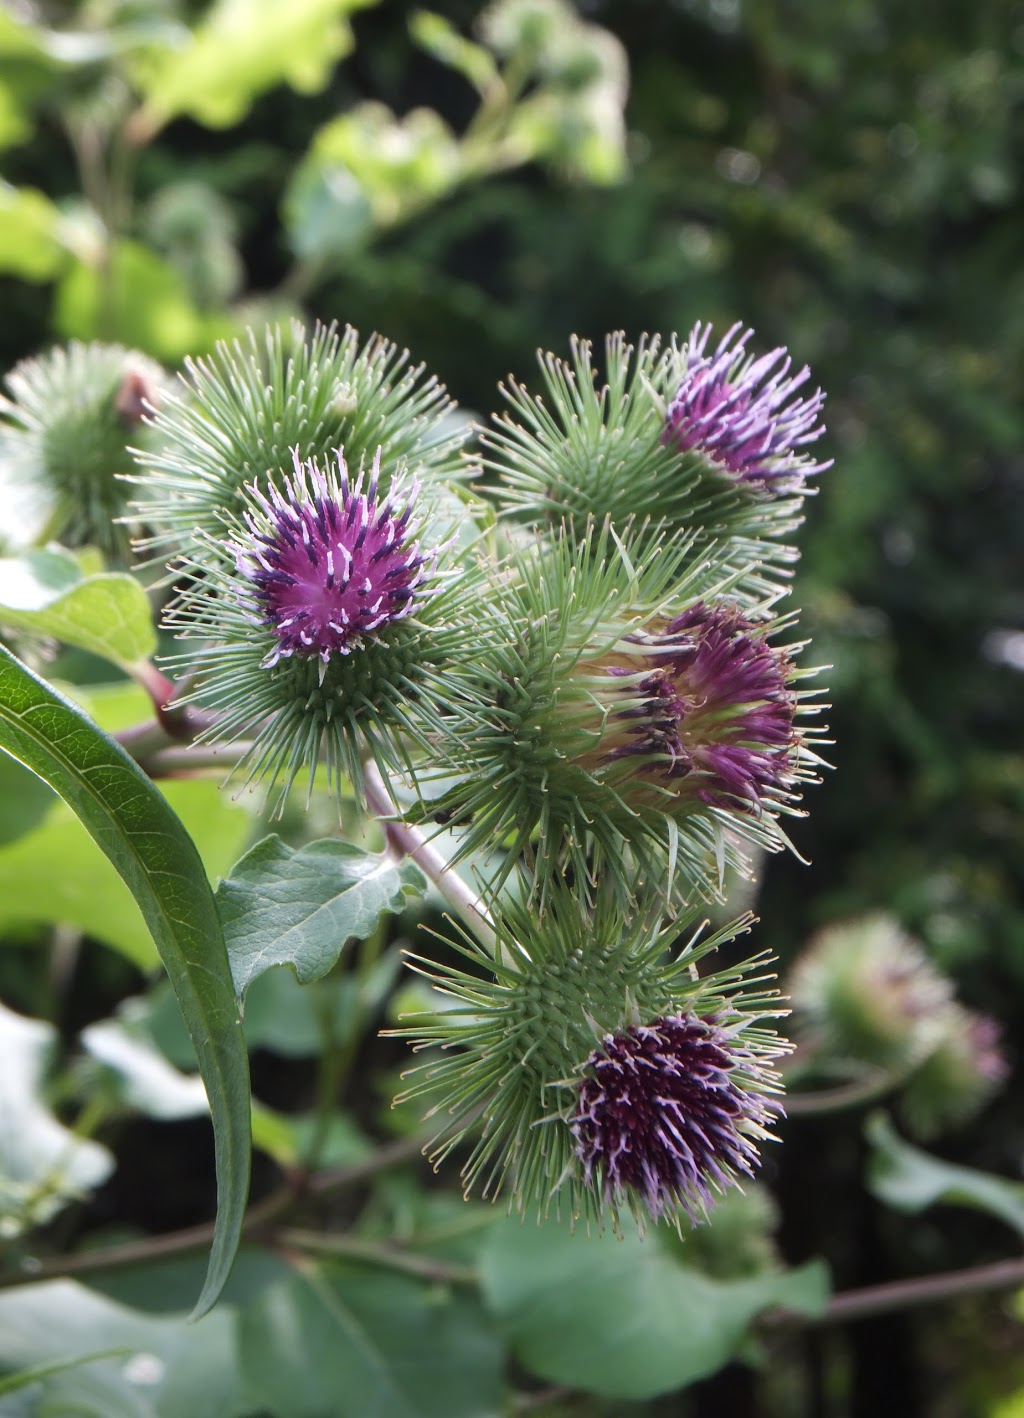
[41,315,830,1238]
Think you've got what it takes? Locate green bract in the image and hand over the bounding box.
[132,319,468,564]
[398,887,788,1224]
[415,521,824,909]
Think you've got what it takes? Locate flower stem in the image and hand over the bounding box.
[363,762,498,955]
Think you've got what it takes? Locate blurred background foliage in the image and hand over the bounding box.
[2,0,1024,1414]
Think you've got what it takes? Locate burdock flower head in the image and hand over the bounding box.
[166,445,478,806]
[0,341,168,557]
[573,1013,780,1223]
[664,322,831,494]
[788,914,954,1073]
[598,601,801,814]
[230,446,434,668]
[398,888,789,1225]
[482,328,831,597]
[423,526,824,907]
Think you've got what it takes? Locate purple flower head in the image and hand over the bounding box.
[572,1013,781,1222]
[605,602,799,812]
[963,1014,1009,1086]
[231,447,438,669]
[664,322,831,492]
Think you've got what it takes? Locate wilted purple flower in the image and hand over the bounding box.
[605,602,799,812]
[231,447,437,668]
[572,1013,781,1222]
[664,322,831,491]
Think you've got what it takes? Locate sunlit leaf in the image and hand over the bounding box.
[0,549,156,667]
[409,11,499,94]
[81,1018,210,1121]
[131,0,378,134]
[54,241,233,363]
[479,1216,829,1399]
[0,776,253,971]
[0,648,250,1317]
[0,184,63,280]
[217,834,424,1000]
[283,103,461,260]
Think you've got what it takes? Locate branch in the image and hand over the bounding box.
[267,1228,476,1286]
[363,761,498,954]
[765,1253,1024,1328]
[0,1131,431,1293]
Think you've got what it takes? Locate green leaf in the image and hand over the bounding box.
[240,944,401,1057]
[866,1111,1024,1239]
[479,1217,829,1399]
[132,0,377,133]
[283,103,461,259]
[55,240,233,363]
[0,749,53,845]
[0,775,253,970]
[0,549,157,666]
[0,1280,245,1418]
[0,999,114,1235]
[0,183,63,279]
[0,647,250,1318]
[217,834,425,1000]
[238,1265,505,1418]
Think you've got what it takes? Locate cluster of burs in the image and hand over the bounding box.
[0,319,832,1226]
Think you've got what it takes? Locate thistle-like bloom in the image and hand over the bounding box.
[165,446,479,807]
[900,1005,1008,1139]
[664,322,831,492]
[788,915,954,1072]
[0,341,167,557]
[229,447,435,668]
[572,1014,782,1223]
[601,601,799,813]
[420,529,823,908]
[398,888,789,1224]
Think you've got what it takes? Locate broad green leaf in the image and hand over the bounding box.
[85,1248,291,1321]
[0,647,250,1317]
[0,183,63,280]
[250,1104,374,1169]
[0,776,252,970]
[131,0,377,134]
[217,835,425,1000]
[479,1217,829,1399]
[0,1280,245,1418]
[238,1265,504,1418]
[866,1111,1024,1239]
[55,241,233,363]
[0,1000,114,1235]
[0,549,156,667]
